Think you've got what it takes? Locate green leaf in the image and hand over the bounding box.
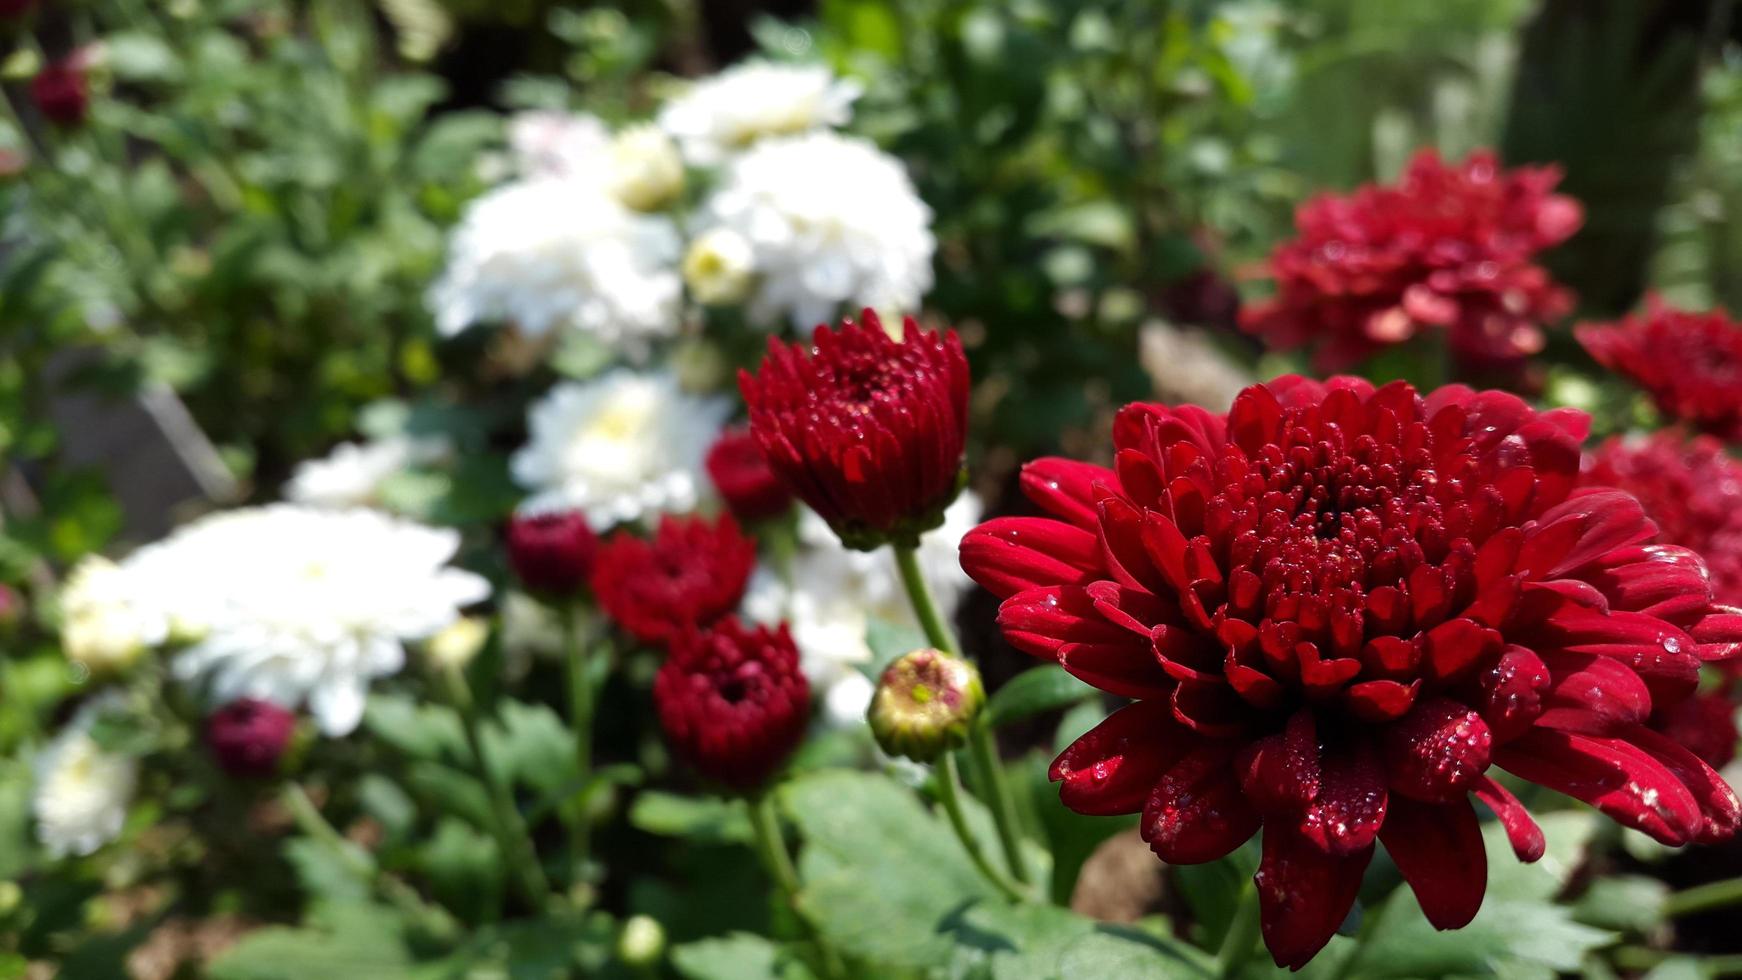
[629,791,754,845]
[1572,875,1669,934]
[209,903,416,979]
[283,838,372,906]
[1052,928,1214,979]
[363,694,465,762]
[672,933,818,980]
[986,665,1095,727]
[415,818,503,923]
[482,700,578,794]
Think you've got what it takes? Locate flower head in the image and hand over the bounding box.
[1577,298,1742,440]
[706,427,793,523]
[593,514,756,647]
[205,699,297,778]
[31,58,88,127]
[511,369,729,527]
[1242,149,1581,371]
[740,311,969,549]
[505,509,599,597]
[658,61,860,165]
[962,375,1742,968]
[868,648,984,762]
[284,435,449,509]
[33,697,136,858]
[142,506,490,736]
[683,227,755,306]
[1580,431,1742,605]
[652,616,811,791]
[696,132,934,328]
[428,178,681,353]
[59,556,168,675]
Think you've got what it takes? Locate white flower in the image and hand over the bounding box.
[743,493,981,718]
[507,110,611,180]
[696,132,935,328]
[604,124,684,212]
[59,557,168,675]
[658,61,860,165]
[33,696,137,858]
[682,227,756,306]
[283,435,450,509]
[511,369,729,528]
[148,506,489,736]
[428,177,682,353]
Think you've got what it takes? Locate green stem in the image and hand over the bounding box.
[892,544,1032,885]
[1665,875,1742,919]
[440,665,551,910]
[747,792,848,980]
[1216,881,1263,978]
[934,753,1027,902]
[281,783,457,936]
[562,606,593,892]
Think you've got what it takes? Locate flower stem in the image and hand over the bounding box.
[934,753,1028,902]
[1216,880,1263,978]
[439,665,551,911]
[1666,875,1742,918]
[892,544,1032,886]
[562,605,594,892]
[280,782,458,937]
[747,791,848,980]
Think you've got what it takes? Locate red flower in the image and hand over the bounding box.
[1654,691,1739,770]
[1577,298,1742,440]
[1580,431,1742,606]
[739,310,969,550]
[592,514,755,647]
[31,58,87,127]
[506,510,598,597]
[653,616,810,791]
[706,427,793,522]
[1241,149,1582,371]
[961,376,1742,968]
[0,0,37,18]
[205,699,297,778]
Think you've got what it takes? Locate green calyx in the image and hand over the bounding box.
[868,647,985,763]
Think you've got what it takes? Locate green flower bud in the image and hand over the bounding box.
[868,648,984,763]
[617,914,666,969]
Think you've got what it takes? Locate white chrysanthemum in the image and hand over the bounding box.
[658,61,860,165]
[428,178,682,352]
[696,132,935,328]
[604,124,685,212]
[508,110,611,179]
[33,695,136,859]
[59,556,169,675]
[511,369,729,528]
[283,435,450,509]
[507,112,684,212]
[144,506,489,737]
[743,493,981,719]
[683,227,755,306]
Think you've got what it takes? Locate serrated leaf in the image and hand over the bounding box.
[416,818,503,923]
[208,903,415,979]
[629,791,753,845]
[672,933,818,980]
[363,694,465,762]
[987,665,1095,727]
[1572,875,1669,933]
[482,700,577,794]
[1053,928,1213,979]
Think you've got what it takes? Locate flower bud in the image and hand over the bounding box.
[426,616,489,671]
[706,427,792,522]
[205,699,297,778]
[869,648,983,763]
[616,914,666,969]
[606,124,683,212]
[506,510,598,597]
[683,228,754,306]
[31,57,87,127]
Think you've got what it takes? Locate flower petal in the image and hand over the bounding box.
[1472,775,1545,862]
[1381,796,1487,930]
[960,517,1100,597]
[1142,745,1260,864]
[1381,698,1492,803]
[1256,822,1372,971]
[1495,728,1702,846]
[1051,699,1189,816]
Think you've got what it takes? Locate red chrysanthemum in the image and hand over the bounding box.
[506,510,599,597]
[1241,149,1582,372]
[31,58,87,127]
[653,616,811,791]
[1577,298,1742,440]
[1579,431,1742,606]
[961,376,1742,968]
[592,514,755,647]
[1653,690,1739,770]
[739,310,970,550]
[706,427,794,523]
[205,699,297,778]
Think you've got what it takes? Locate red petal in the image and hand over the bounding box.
[960,517,1100,597]
[1689,608,1742,663]
[1382,698,1493,802]
[1059,641,1173,699]
[1020,457,1113,530]
[1621,723,1742,844]
[1050,699,1189,816]
[1345,678,1421,723]
[1496,728,1702,846]
[1301,743,1388,856]
[1476,645,1549,742]
[1421,617,1500,683]
[1256,822,1372,970]
[1142,745,1260,864]
[1171,679,1248,737]
[997,586,1134,660]
[1381,796,1488,930]
[1473,775,1545,862]
[1237,709,1321,814]
[1517,490,1654,579]
[1540,649,1653,727]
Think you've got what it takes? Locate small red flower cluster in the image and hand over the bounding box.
[1577,298,1742,441]
[706,427,794,522]
[205,699,297,779]
[593,514,755,647]
[505,511,599,597]
[962,376,1742,967]
[1581,431,1742,607]
[1242,149,1582,371]
[653,617,811,791]
[740,310,969,549]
